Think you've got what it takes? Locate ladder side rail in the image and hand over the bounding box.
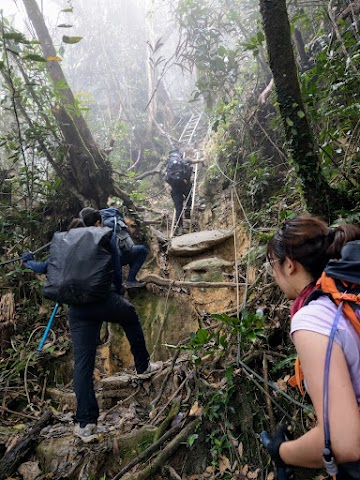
[187,112,203,145]
[191,159,199,213]
[178,113,195,143]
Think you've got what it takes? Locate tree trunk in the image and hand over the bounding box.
[259,0,351,219]
[22,0,114,208]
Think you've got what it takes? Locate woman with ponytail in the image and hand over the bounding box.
[264,214,360,479]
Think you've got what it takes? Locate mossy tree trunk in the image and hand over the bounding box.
[259,0,351,220]
[22,0,114,208]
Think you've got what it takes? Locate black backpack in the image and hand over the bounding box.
[43,227,114,304]
[165,151,192,183]
[100,207,134,253]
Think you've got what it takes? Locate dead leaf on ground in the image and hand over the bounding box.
[219,454,231,474]
[248,468,260,479]
[276,378,288,391]
[241,464,249,475]
[189,400,203,417]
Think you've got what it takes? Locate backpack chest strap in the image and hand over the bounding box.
[331,292,360,304]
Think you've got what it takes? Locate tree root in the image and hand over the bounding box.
[111,419,197,480]
[117,418,201,480]
[0,410,53,480]
[151,350,180,410]
[141,274,243,289]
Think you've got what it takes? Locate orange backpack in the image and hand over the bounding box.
[289,240,360,393]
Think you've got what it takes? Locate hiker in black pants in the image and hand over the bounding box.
[165,148,203,235]
[22,207,160,443]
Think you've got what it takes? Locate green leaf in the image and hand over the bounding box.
[257,31,265,43]
[297,110,305,118]
[272,353,297,372]
[247,331,257,343]
[61,8,74,12]
[286,117,294,127]
[196,328,209,343]
[3,32,27,43]
[280,209,297,220]
[6,45,20,55]
[240,42,257,51]
[22,54,47,62]
[57,24,73,28]
[62,35,83,44]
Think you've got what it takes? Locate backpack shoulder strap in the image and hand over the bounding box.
[288,357,305,395]
[303,288,333,306]
[318,273,360,336]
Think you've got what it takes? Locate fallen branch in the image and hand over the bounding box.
[0,406,38,421]
[120,418,201,480]
[0,410,53,480]
[141,274,244,289]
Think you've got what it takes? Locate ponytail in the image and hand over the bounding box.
[327,224,360,259]
[267,214,360,280]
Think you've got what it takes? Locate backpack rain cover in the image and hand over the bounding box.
[44,227,113,304]
[165,151,192,183]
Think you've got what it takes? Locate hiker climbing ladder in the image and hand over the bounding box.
[168,111,204,238]
[170,152,199,238]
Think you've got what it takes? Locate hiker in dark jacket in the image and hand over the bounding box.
[22,207,159,443]
[120,218,148,288]
[165,148,204,235]
[263,215,360,479]
[100,209,147,289]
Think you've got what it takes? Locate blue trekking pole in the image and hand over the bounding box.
[261,431,289,480]
[37,303,59,351]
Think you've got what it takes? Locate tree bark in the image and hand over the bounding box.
[259,0,351,219]
[22,0,114,208]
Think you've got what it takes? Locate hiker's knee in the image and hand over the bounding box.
[132,244,148,258]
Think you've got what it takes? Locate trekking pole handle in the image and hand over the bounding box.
[0,241,51,266]
[31,241,51,255]
[260,431,289,480]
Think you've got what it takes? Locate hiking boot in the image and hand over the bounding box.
[74,423,98,443]
[137,361,163,377]
[174,226,183,236]
[124,280,146,288]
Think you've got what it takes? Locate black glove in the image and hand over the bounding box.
[22,252,34,263]
[261,424,289,468]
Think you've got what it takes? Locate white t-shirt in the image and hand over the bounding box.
[290,295,360,405]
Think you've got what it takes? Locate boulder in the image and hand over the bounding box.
[183,256,233,282]
[169,230,233,257]
[183,257,233,272]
